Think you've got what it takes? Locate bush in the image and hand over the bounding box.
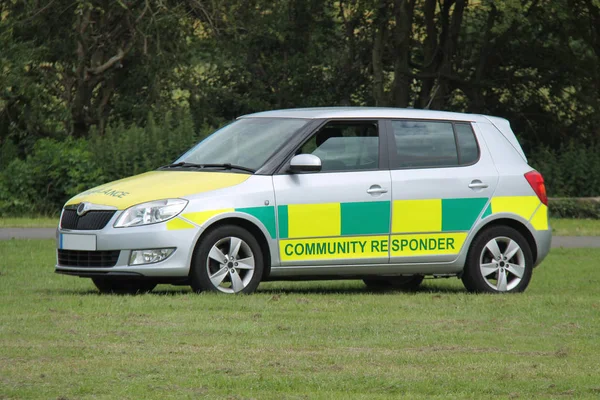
[91,110,209,183]
[0,138,103,216]
[0,110,213,216]
[548,198,600,219]
[0,139,19,170]
[529,142,600,197]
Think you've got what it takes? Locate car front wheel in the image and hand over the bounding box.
[462,226,533,293]
[190,225,264,294]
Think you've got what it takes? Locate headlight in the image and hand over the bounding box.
[114,199,188,228]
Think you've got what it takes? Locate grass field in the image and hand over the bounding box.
[0,217,58,228]
[550,218,600,236]
[0,240,599,399]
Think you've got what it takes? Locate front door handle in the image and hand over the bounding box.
[468,180,489,189]
[367,185,388,195]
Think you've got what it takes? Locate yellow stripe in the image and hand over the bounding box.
[491,196,540,220]
[530,204,549,230]
[183,208,234,226]
[392,199,442,233]
[287,203,341,238]
[390,233,467,256]
[166,218,196,230]
[280,235,388,261]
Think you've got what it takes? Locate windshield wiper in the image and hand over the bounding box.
[159,162,256,173]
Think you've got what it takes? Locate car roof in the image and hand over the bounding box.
[239,107,494,123]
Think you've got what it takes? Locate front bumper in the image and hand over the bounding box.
[55,213,199,278]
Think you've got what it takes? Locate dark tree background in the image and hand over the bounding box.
[1,0,600,213]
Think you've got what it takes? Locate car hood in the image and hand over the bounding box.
[65,171,251,209]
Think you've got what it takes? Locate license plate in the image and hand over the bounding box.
[59,234,96,251]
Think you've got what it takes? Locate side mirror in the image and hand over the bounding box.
[289,154,322,173]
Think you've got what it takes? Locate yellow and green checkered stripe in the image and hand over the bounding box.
[277,201,391,239]
[392,198,489,233]
[278,198,493,239]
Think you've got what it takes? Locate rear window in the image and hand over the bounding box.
[455,123,479,165]
[390,120,479,169]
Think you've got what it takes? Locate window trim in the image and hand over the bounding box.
[275,118,389,175]
[384,118,481,171]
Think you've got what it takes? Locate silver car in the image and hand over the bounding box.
[56,108,551,294]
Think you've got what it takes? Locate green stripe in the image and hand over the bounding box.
[441,198,488,231]
[341,201,390,235]
[277,205,289,239]
[236,206,276,239]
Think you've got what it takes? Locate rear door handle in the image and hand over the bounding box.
[468,180,489,189]
[367,185,388,195]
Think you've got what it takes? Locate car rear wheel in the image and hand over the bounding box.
[462,225,533,293]
[92,278,157,294]
[190,225,264,294]
[363,275,424,291]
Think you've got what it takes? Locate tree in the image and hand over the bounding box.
[1,0,193,139]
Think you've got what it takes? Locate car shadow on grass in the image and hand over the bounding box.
[256,284,466,295]
[44,281,467,296]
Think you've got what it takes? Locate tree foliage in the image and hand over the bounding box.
[1,0,600,207]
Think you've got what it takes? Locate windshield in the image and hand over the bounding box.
[176,118,309,171]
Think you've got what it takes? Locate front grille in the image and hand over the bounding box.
[60,209,115,230]
[57,249,121,267]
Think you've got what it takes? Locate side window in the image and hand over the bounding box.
[299,121,379,172]
[391,120,458,168]
[455,123,479,165]
[390,120,480,169]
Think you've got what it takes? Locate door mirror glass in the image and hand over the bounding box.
[289,154,322,173]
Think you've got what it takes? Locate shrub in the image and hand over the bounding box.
[0,138,104,216]
[0,139,19,169]
[529,142,600,197]
[548,198,600,219]
[0,110,213,216]
[90,110,210,182]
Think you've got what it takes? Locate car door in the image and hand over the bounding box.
[273,120,392,266]
[386,119,499,264]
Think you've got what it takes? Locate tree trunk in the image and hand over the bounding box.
[391,0,416,107]
[417,0,438,108]
[372,0,388,106]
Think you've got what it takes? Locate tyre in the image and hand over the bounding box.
[92,278,157,294]
[190,224,264,294]
[363,275,424,291]
[461,225,533,293]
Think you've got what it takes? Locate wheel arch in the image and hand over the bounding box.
[469,217,538,264]
[191,216,274,280]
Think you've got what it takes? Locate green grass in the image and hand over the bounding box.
[550,218,600,236]
[0,217,58,228]
[1,240,599,398]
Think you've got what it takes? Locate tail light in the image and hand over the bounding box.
[524,171,548,206]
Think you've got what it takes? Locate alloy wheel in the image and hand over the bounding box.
[205,236,255,293]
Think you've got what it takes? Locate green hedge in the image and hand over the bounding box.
[0,138,103,215]
[529,142,600,197]
[548,198,600,219]
[0,111,210,216]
